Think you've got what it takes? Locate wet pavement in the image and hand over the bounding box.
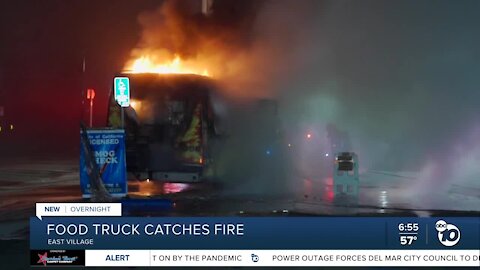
[0,158,478,270]
[0,158,479,241]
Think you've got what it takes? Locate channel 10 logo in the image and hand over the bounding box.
[435,220,461,247]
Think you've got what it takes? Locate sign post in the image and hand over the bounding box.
[113,77,130,129]
[86,88,95,127]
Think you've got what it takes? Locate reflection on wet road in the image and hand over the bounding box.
[128,181,192,197]
[295,170,479,216]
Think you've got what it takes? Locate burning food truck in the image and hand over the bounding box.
[107,73,221,182]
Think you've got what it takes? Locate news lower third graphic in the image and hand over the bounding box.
[30,203,480,267]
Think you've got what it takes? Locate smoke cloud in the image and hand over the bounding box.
[129,0,480,202]
[126,0,318,98]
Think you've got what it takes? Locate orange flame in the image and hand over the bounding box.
[124,55,210,77]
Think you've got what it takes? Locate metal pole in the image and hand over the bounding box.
[121,107,124,129]
[89,99,93,127]
[81,56,86,124]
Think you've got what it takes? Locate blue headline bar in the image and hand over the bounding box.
[30,217,480,250]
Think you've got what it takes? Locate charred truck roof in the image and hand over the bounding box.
[115,73,216,100]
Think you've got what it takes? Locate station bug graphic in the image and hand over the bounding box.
[435,220,461,247]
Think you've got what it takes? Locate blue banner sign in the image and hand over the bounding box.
[30,217,480,250]
[79,129,127,197]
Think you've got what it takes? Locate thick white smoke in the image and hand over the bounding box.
[130,0,480,204]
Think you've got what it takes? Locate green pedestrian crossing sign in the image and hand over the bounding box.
[114,77,130,107]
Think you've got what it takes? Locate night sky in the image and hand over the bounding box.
[0,0,161,155]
